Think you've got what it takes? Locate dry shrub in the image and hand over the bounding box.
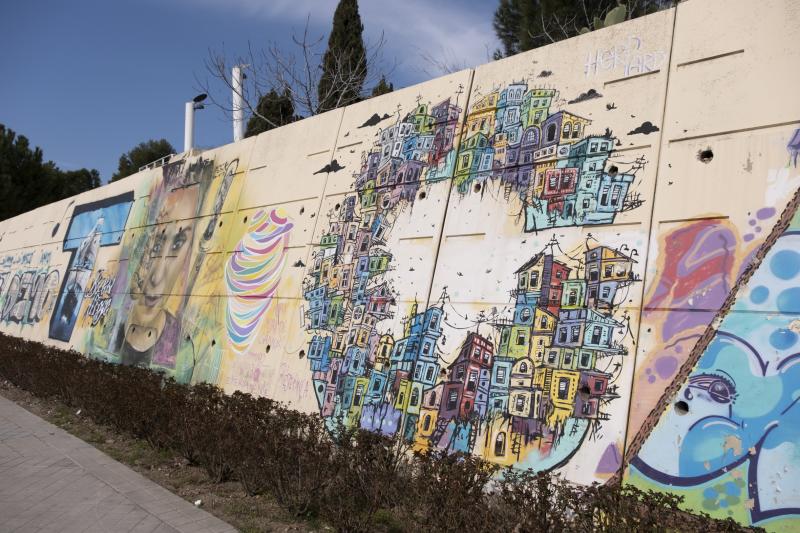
[0,333,763,533]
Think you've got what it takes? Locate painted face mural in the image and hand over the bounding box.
[80,157,232,380]
[302,82,643,474]
[121,184,200,366]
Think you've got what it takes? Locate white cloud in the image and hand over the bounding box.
[177,0,334,25]
[170,0,499,85]
[360,0,499,81]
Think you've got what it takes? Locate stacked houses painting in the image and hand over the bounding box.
[303,81,640,469]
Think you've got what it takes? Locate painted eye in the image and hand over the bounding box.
[171,234,187,251]
[708,380,733,403]
[683,388,694,401]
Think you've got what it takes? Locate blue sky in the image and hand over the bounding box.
[1,0,499,183]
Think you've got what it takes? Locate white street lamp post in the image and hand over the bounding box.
[184,93,207,152]
[232,65,246,142]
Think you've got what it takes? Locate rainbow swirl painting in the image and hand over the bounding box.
[225,209,293,354]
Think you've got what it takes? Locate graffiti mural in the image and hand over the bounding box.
[225,208,293,355]
[2,4,796,528]
[83,269,115,327]
[0,250,59,326]
[302,81,643,472]
[82,157,240,383]
[49,193,134,341]
[627,135,800,530]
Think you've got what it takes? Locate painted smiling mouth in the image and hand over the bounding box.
[144,294,162,307]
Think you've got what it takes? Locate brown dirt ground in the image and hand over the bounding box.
[0,379,329,533]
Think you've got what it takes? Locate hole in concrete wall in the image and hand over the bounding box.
[300,206,305,215]
[674,400,689,415]
[266,345,271,354]
[218,220,223,227]
[131,326,136,333]
[299,350,306,358]
[608,165,619,177]
[211,339,216,347]
[419,191,427,200]
[243,216,248,223]
[147,331,152,338]
[578,385,591,400]
[474,183,482,193]
[335,203,341,211]
[698,148,714,163]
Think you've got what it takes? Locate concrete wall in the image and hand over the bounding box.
[1,0,798,528]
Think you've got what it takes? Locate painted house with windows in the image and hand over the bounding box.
[488,356,513,412]
[440,332,495,419]
[521,88,556,128]
[300,80,641,464]
[508,357,540,419]
[584,246,637,309]
[465,90,498,136]
[455,132,495,192]
[430,98,460,166]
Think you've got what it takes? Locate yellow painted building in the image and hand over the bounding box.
[548,369,580,425]
[373,334,394,372]
[559,112,592,145]
[480,415,517,466]
[465,91,498,136]
[394,379,412,411]
[531,307,557,363]
[348,376,370,424]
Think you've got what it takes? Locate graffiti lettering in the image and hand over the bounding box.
[0,263,60,326]
[584,35,666,78]
[83,270,115,326]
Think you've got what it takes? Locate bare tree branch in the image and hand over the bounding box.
[415,45,469,77]
[197,15,394,124]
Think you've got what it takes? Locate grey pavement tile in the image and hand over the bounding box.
[152,524,181,533]
[130,514,168,533]
[0,397,234,533]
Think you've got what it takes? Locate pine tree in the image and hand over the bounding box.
[245,88,297,138]
[0,124,100,220]
[370,76,394,98]
[493,0,522,58]
[317,0,367,113]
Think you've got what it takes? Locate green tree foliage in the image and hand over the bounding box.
[317,0,367,113]
[493,0,669,58]
[0,124,100,221]
[493,0,523,58]
[111,139,175,182]
[370,75,394,97]
[245,87,297,138]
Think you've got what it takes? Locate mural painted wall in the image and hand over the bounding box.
[0,0,797,530]
[628,189,800,531]
[301,78,648,480]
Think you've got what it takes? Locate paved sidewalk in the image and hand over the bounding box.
[0,395,237,533]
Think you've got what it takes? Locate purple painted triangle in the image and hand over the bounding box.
[596,443,621,473]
